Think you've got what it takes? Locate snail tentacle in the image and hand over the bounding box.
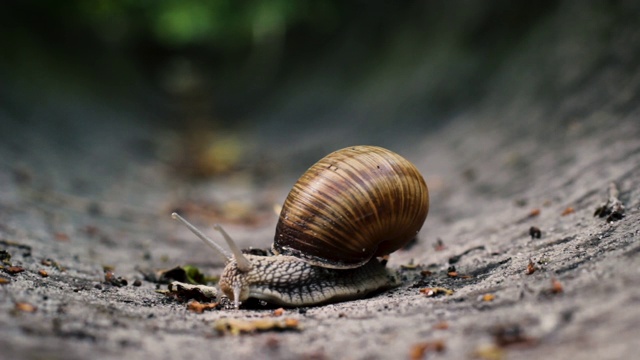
[171,212,230,262]
[171,212,252,273]
[213,224,251,272]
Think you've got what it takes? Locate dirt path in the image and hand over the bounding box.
[1,2,639,360]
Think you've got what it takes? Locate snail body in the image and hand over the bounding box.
[173,145,429,308]
[219,254,399,307]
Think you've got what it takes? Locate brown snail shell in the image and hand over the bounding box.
[273,145,429,269]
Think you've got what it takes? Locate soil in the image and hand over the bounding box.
[1,2,639,360]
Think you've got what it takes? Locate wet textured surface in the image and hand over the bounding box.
[1,2,640,359]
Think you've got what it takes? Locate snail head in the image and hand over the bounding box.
[171,212,252,308]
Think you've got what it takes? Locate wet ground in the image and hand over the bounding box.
[1,3,640,360]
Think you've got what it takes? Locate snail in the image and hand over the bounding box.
[172,145,429,308]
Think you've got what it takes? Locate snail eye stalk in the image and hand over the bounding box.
[213,224,251,272]
[171,212,229,262]
[171,212,252,273]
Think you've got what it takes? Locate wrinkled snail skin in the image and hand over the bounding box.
[219,254,400,307]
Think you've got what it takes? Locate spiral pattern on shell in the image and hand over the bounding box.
[273,145,429,269]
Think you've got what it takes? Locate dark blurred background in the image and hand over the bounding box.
[0,0,638,182]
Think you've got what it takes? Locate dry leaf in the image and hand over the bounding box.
[41,258,65,271]
[273,308,285,316]
[164,281,218,302]
[482,294,495,302]
[594,183,625,222]
[104,270,127,287]
[433,321,449,330]
[409,340,445,360]
[0,250,11,264]
[155,265,211,285]
[401,262,419,269]
[187,300,219,313]
[561,207,575,216]
[551,278,563,294]
[5,266,25,275]
[526,260,537,275]
[54,232,70,241]
[492,324,537,348]
[15,302,37,313]
[214,318,300,335]
[473,344,505,360]
[420,287,454,297]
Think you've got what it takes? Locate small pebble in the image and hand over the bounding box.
[529,226,541,239]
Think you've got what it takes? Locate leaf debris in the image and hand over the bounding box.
[409,339,445,360]
[41,258,65,271]
[473,344,505,360]
[550,278,563,294]
[104,270,128,287]
[15,302,37,313]
[0,250,11,265]
[433,321,449,330]
[482,293,495,302]
[526,259,537,275]
[214,318,300,335]
[159,281,218,302]
[4,266,25,275]
[594,182,625,222]
[528,208,540,218]
[187,300,219,313]
[273,308,285,316]
[150,265,216,285]
[561,207,575,216]
[420,287,454,297]
[491,324,536,348]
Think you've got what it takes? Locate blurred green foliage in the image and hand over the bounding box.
[0,0,347,104]
[71,0,339,48]
[0,0,569,129]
